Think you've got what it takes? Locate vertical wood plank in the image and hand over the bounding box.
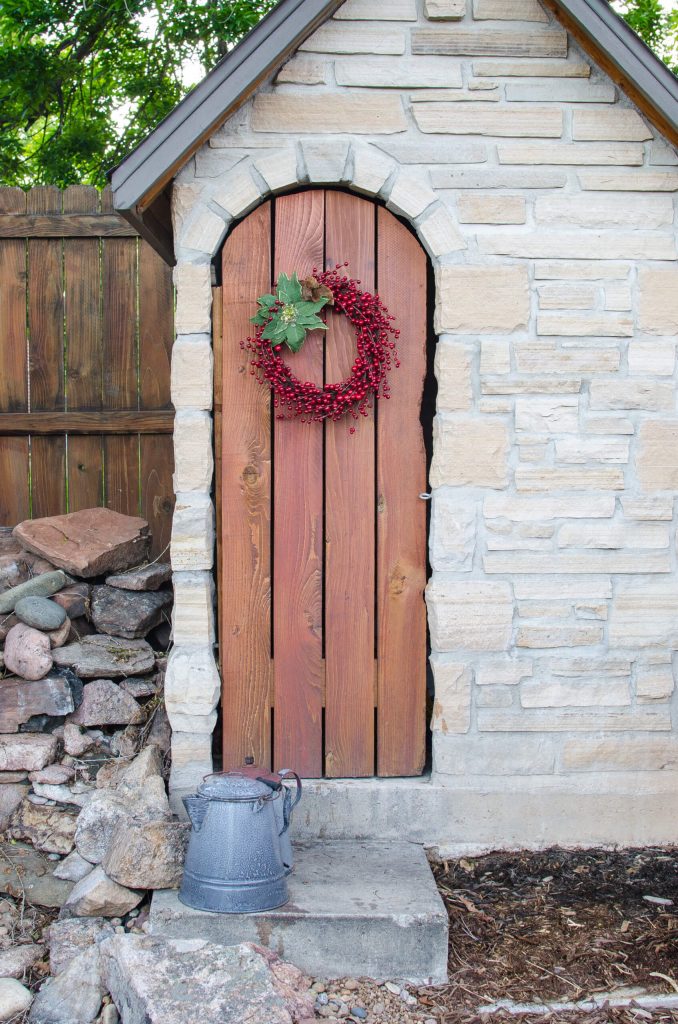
[220,205,273,769]
[139,241,173,409]
[28,187,66,517]
[213,287,224,662]
[140,435,174,559]
[324,192,376,777]
[105,436,140,517]
[0,189,29,523]
[273,191,325,777]
[63,186,104,513]
[376,208,427,777]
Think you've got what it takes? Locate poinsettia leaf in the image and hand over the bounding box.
[277,272,303,305]
[257,293,277,307]
[297,314,328,331]
[250,310,269,325]
[262,319,289,341]
[284,324,307,352]
[296,298,329,316]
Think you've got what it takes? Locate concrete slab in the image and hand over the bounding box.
[149,840,448,985]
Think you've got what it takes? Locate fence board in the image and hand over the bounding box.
[273,191,325,778]
[0,189,29,522]
[324,192,376,778]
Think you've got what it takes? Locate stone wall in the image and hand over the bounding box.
[168,0,678,843]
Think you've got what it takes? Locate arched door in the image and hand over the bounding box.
[218,189,427,778]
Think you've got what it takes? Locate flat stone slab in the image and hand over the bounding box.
[150,840,448,985]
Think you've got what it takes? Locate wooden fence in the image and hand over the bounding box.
[0,186,174,559]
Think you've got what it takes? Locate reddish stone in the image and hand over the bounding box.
[53,584,90,620]
[4,623,53,680]
[14,509,150,579]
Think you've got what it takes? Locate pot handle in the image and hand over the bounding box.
[277,769,302,835]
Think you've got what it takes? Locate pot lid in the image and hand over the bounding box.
[198,772,273,802]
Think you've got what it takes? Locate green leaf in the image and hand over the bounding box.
[284,323,307,352]
[250,310,269,325]
[257,293,277,307]
[277,272,302,304]
[296,298,329,316]
[297,314,327,331]
[261,319,288,341]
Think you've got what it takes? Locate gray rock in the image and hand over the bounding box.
[9,800,78,856]
[0,771,29,783]
[62,723,98,758]
[61,866,142,918]
[101,1005,119,1024]
[0,613,18,642]
[100,936,315,1024]
[0,943,46,979]
[32,782,92,808]
[0,571,67,615]
[29,947,105,1023]
[0,782,29,828]
[0,734,58,772]
[119,676,158,698]
[103,821,188,890]
[53,850,94,883]
[4,623,53,680]
[146,705,171,754]
[15,597,67,632]
[53,636,155,679]
[49,918,114,976]
[106,564,171,592]
[116,744,163,790]
[91,586,172,640]
[0,673,77,733]
[75,778,171,864]
[0,978,33,1020]
[47,617,71,648]
[0,841,74,908]
[30,765,74,785]
[52,584,89,621]
[68,680,144,728]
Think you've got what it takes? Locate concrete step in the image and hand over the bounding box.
[149,840,448,985]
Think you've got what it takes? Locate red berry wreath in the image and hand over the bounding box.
[242,264,400,426]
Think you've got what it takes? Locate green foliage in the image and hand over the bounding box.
[251,274,330,353]
[0,0,275,187]
[612,0,678,74]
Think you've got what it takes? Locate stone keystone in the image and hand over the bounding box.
[14,508,150,579]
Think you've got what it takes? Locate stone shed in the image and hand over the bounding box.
[111,0,678,854]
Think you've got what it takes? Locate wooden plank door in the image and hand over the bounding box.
[220,190,427,779]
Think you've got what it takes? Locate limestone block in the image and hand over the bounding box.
[486,551,669,574]
[473,59,590,77]
[476,658,533,685]
[387,173,437,219]
[429,492,475,571]
[638,269,678,334]
[478,707,671,732]
[518,443,549,463]
[414,104,562,136]
[537,285,597,310]
[479,340,509,376]
[169,712,218,734]
[578,171,678,191]
[486,523,552,551]
[426,579,513,652]
[515,345,620,374]
[172,571,215,646]
[425,0,466,17]
[194,148,248,178]
[636,663,674,702]
[435,340,472,412]
[628,342,675,376]
[473,0,548,20]
[211,168,262,218]
[299,25,405,53]
[435,265,529,334]
[549,656,630,677]
[411,27,567,57]
[604,284,632,311]
[514,580,612,600]
[534,262,629,280]
[350,146,395,196]
[506,81,615,103]
[173,411,213,492]
[382,140,487,164]
[252,94,407,134]
[410,88,499,103]
[516,625,603,649]
[174,264,212,335]
[476,686,513,708]
[650,139,678,165]
[275,57,327,85]
[171,335,213,411]
[637,421,678,490]
[562,736,678,772]
[515,396,578,434]
[334,0,417,18]
[585,416,634,434]
[417,206,466,258]
[558,522,669,550]
[521,678,629,707]
[537,313,632,337]
[457,195,525,224]
[554,437,629,464]
[518,600,570,619]
[572,108,652,141]
[253,149,299,192]
[478,231,675,260]
[431,168,567,189]
[589,380,673,411]
[433,733,556,776]
[169,732,213,793]
[302,140,350,183]
[622,497,673,521]
[429,658,471,734]
[498,143,643,165]
[165,645,220,720]
[482,377,581,395]
[181,206,228,256]
[430,417,509,488]
[484,494,616,521]
[334,57,462,88]
[170,493,214,572]
[535,194,672,228]
[609,581,678,648]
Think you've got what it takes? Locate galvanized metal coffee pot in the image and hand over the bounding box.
[179,768,302,914]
